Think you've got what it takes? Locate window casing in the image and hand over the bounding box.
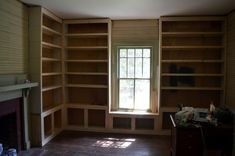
[117,47,152,112]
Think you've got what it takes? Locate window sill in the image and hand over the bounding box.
[109,110,159,116]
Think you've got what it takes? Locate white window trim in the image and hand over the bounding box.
[111,45,157,114]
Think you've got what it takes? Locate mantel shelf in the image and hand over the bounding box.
[0,82,38,93]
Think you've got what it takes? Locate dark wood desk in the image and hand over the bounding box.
[170,115,233,156]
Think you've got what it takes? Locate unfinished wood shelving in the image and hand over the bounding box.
[29,6,229,140]
[29,7,63,146]
[159,16,226,129]
[63,19,111,130]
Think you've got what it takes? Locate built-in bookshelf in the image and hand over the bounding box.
[63,19,111,130]
[29,7,63,146]
[159,16,226,129]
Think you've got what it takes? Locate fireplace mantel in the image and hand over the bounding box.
[0,83,38,93]
[0,83,38,102]
[0,76,38,150]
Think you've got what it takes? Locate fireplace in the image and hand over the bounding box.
[0,74,38,150]
[0,98,23,151]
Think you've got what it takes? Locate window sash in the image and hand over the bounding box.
[117,47,152,111]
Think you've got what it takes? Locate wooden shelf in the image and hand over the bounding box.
[42,72,62,76]
[161,60,223,63]
[64,19,110,133]
[42,57,61,62]
[65,60,107,63]
[42,85,62,92]
[42,25,62,36]
[65,33,108,38]
[42,104,63,117]
[66,103,107,110]
[162,32,223,36]
[161,73,223,77]
[159,17,225,111]
[65,72,108,76]
[65,46,108,50]
[162,46,224,49]
[66,84,108,88]
[161,87,223,90]
[42,42,62,49]
[29,7,64,147]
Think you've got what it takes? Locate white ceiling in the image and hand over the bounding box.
[21,0,235,19]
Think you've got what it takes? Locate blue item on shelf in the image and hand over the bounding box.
[0,143,3,156]
[7,148,17,156]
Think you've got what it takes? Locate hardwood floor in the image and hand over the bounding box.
[19,131,171,156]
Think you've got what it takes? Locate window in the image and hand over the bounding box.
[117,47,152,111]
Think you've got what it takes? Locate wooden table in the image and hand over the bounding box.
[170,115,233,156]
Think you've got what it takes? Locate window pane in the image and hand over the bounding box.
[119,58,127,78]
[143,58,150,78]
[120,49,127,57]
[118,47,152,111]
[135,58,142,78]
[119,80,134,109]
[128,58,134,78]
[135,49,142,57]
[128,49,134,57]
[135,80,150,110]
[143,49,150,57]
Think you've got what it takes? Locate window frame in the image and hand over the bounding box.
[116,46,153,112]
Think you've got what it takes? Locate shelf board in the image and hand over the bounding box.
[66,103,108,110]
[161,73,223,77]
[42,42,62,49]
[161,60,224,63]
[42,104,63,117]
[162,32,223,37]
[66,84,108,89]
[65,72,108,76]
[161,87,223,90]
[65,46,108,50]
[42,25,62,36]
[42,72,62,76]
[42,57,61,62]
[161,46,224,49]
[65,60,108,63]
[65,33,108,38]
[42,85,62,92]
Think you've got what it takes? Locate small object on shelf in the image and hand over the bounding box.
[7,148,17,156]
[207,101,216,122]
[0,143,3,156]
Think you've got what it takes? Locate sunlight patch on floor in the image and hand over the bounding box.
[92,138,136,148]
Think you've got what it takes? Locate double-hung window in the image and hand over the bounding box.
[118,47,152,111]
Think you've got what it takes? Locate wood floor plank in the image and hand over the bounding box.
[19,131,171,156]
